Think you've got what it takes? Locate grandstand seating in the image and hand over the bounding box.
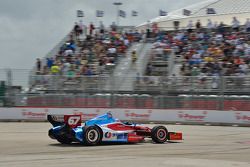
[31,24,143,91]
[137,22,250,92]
[44,25,142,76]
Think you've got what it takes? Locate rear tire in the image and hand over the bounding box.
[84,126,102,146]
[151,126,168,143]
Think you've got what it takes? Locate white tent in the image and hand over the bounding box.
[137,0,250,31]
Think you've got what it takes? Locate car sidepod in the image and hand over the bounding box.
[100,126,144,143]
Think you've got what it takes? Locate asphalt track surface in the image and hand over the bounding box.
[0,123,250,167]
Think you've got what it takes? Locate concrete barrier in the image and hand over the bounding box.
[0,107,250,126]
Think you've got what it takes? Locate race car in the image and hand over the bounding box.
[48,112,182,145]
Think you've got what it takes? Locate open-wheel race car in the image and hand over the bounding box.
[48,112,182,145]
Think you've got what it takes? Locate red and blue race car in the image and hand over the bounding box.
[48,112,182,145]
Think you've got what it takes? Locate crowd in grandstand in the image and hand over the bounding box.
[36,21,142,78]
[33,17,250,91]
[147,17,250,81]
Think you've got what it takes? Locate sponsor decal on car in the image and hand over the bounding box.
[117,133,128,139]
[104,132,112,138]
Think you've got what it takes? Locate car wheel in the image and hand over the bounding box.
[151,126,168,143]
[84,126,102,146]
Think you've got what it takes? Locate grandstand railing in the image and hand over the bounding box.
[27,75,250,93]
[1,69,250,94]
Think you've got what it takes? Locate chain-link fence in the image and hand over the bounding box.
[1,69,250,110]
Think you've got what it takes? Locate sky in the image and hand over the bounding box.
[0,0,202,69]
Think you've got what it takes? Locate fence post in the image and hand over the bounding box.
[218,76,225,110]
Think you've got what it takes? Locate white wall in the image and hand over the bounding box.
[1,107,250,125]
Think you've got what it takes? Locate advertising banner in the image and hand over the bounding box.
[0,108,250,125]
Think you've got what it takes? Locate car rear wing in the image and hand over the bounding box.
[47,115,82,128]
[47,115,65,127]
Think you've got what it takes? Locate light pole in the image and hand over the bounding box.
[113,2,122,26]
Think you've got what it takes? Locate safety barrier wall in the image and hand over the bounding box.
[24,96,250,111]
[0,107,250,126]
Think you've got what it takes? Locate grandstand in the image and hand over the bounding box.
[134,0,250,96]
[28,24,146,91]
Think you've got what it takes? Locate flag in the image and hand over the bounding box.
[183,9,191,16]
[119,10,126,18]
[77,10,84,17]
[159,10,167,16]
[207,8,216,14]
[132,10,138,17]
[96,10,104,17]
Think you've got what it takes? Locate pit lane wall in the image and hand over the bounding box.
[0,108,250,126]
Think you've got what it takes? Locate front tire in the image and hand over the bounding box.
[84,126,102,146]
[151,126,168,143]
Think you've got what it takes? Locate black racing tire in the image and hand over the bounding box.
[151,126,168,143]
[84,126,102,146]
[56,136,72,144]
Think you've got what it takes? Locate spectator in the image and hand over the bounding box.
[61,62,71,75]
[36,58,41,74]
[195,20,202,30]
[245,18,250,32]
[67,66,76,79]
[214,21,218,29]
[146,20,151,38]
[79,20,86,35]
[152,22,158,37]
[89,22,95,35]
[187,20,193,33]
[46,58,54,69]
[74,22,82,37]
[110,22,117,31]
[146,63,153,75]
[207,19,213,30]
[99,21,105,34]
[217,22,226,34]
[85,65,93,76]
[232,17,240,32]
[51,64,60,75]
